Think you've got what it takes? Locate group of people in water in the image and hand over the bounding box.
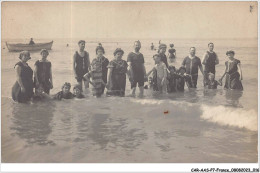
[11,40,243,103]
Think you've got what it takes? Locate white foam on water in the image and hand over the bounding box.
[201,105,258,131]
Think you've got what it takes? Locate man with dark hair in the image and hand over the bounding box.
[29,38,35,45]
[202,42,219,85]
[127,40,146,97]
[182,47,204,88]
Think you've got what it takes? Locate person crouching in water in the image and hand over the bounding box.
[207,73,222,89]
[73,84,85,98]
[54,82,74,100]
[83,59,106,98]
[147,54,167,93]
[106,48,128,97]
[167,65,177,93]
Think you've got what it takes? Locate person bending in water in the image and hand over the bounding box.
[127,40,146,97]
[73,40,91,91]
[54,82,74,100]
[73,84,85,98]
[147,54,167,93]
[83,58,106,97]
[206,73,222,89]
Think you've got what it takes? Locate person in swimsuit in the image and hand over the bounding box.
[147,54,167,93]
[158,43,168,68]
[207,73,222,89]
[84,58,106,97]
[34,49,53,94]
[73,84,85,98]
[167,65,177,93]
[151,43,154,50]
[219,50,243,90]
[202,42,219,86]
[54,82,74,100]
[107,48,128,97]
[182,47,204,88]
[127,41,146,97]
[29,38,35,45]
[73,40,91,91]
[92,46,109,94]
[12,51,34,103]
[168,44,176,63]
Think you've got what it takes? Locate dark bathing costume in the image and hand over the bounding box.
[74,51,90,82]
[224,59,243,90]
[127,52,145,88]
[107,59,128,96]
[12,62,34,103]
[34,60,52,94]
[182,56,202,88]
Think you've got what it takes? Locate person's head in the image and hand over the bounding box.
[178,66,186,75]
[114,48,124,60]
[78,40,85,51]
[40,49,49,60]
[73,84,82,98]
[226,50,235,60]
[158,44,167,54]
[153,54,161,64]
[208,73,215,81]
[208,42,214,51]
[189,47,196,56]
[62,82,71,94]
[30,38,33,41]
[96,46,105,57]
[168,65,176,74]
[98,43,102,46]
[19,51,31,63]
[170,44,174,48]
[35,85,44,97]
[134,40,141,52]
[151,43,153,45]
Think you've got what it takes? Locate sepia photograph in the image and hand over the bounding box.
[1,1,258,168]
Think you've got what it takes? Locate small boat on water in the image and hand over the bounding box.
[5,41,53,52]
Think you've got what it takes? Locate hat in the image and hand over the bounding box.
[226,50,235,55]
[159,44,167,49]
[73,84,81,90]
[19,51,31,60]
[40,49,49,55]
[78,40,85,45]
[113,48,124,56]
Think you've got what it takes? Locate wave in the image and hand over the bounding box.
[201,105,258,131]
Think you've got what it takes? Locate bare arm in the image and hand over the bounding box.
[202,53,208,65]
[220,64,228,81]
[146,67,155,77]
[49,65,53,88]
[15,65,25,91]
[83,72,94,86]
[73,54,77,77]
[199,64,204,76]
[237,63,242,80]
[215,53,219,65]
[34,64,39,85]
[127,62,134,81]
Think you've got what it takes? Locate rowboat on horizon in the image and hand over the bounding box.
[5,41,53,52]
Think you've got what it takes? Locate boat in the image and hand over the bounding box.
[5,41,53,52]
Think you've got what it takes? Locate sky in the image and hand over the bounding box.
[1,1,258,40]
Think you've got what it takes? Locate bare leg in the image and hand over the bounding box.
[131,87,136,96]
[139,86,144,97]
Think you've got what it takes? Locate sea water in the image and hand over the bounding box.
[1,38,258,162]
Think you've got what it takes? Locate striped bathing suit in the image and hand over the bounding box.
[85,70,103,96]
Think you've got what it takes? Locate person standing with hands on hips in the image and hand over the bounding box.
[127,40,147,97]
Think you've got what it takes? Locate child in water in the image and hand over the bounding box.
[54,82,74,100]
[33,84,51,101]
[83,59,106,97]
[167,65,177,93]
[206,73,222,89]
[176,67,189,91]
[147,54,167,93]
[73,84,85,98]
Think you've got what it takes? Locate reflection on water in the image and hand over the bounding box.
[225,90,243,107]
[11,101,56,146]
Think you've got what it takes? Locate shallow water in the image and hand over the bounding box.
[1,38,258,162]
